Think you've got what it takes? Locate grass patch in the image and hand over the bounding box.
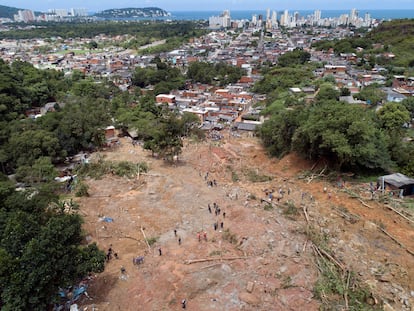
[209,250,223,256]
[403,200,414,209]
[281,275,293,289]
[75,158,148,179]
[264,203,273,211]
[306,226,330,252]
[55,49,103,55]
[373,220,386,230]
[342,188,361,199]
[306,225,379,310]
[248,193,257,200]
[146,236,158,246]
[222,229,238,245]
[74,181,89,197]
[282,201,299,219]
[313,261,376,311]
[232,171,240,182]
[245,169,272,183]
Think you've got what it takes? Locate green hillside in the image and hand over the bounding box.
[94,7,169,18]
[312,19,414,68]
[366,19,414,67]
[0,5,21,18]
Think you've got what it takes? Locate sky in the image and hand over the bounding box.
[2,0,414,12]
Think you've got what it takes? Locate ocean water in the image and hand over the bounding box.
[168,10,414,21]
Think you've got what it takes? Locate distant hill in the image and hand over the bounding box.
[0,5,21,18]
[0,5,42,19]
[94,7,170,19]
[367,19,414,44]
[366,19,414,67]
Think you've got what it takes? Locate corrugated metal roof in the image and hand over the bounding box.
[379,173,414,188]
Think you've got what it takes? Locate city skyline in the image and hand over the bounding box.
[2,0,414,12]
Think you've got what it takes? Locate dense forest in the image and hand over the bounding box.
[256,48,414,174]
[0,20,207,56]
[94,7,169,18]
[0,20,207,41]
[0,5,21,18]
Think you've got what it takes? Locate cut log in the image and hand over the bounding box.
[185,256,249,265]
[379,227,414,257]
[303,205,310,223]
[358,199,373,209]
[384,204,414,224]
[140,226,151,252]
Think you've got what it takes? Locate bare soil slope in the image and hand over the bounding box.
[75,133,414,311]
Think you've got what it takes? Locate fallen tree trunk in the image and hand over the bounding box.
[185,256,249,265]
[307,166,327,184]
[358,199,373,209]
[303,205,310,223]
[141,226,152,252]
[384,204,414,224]
[379,227,414,257]
[312,243,345,271]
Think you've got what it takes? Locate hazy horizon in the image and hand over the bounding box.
[1,0,414,13]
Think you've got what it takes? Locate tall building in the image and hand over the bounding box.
[294,11,299,22]
[49,9,69,17]
[364,12,371,26]
[209,10,231,29]
[280,10,289,26]
[71,8,88,17]
[350,8,358,23]
[14,10,35,22]
[251,14,257,26]
[314,10,321,21]
[271,11,278,28]
[339,14,349,25]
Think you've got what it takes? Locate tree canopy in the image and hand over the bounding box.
[255,47,413,173]
[186,61,245,86]
[0,181,105,310]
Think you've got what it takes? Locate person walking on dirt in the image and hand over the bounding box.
[158,248,162,256]
[106,246,113,261]
[197,232,201,242]
[181,298,187,309]
[174,229,177,237]
[203,231,207,241]
[178,237,182,245]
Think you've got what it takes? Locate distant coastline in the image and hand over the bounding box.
[88,9,414,22]
[87,9,414,21]
[168,10,414,21]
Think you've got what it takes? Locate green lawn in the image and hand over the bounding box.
[55,49,103,55]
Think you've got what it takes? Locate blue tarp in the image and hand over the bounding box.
[72,285,87,301]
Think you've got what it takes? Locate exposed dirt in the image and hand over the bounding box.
[74,132,414,311]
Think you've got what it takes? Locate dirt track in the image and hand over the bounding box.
[75,133,414,311]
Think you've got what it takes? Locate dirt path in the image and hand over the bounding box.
[75,134,414,311]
